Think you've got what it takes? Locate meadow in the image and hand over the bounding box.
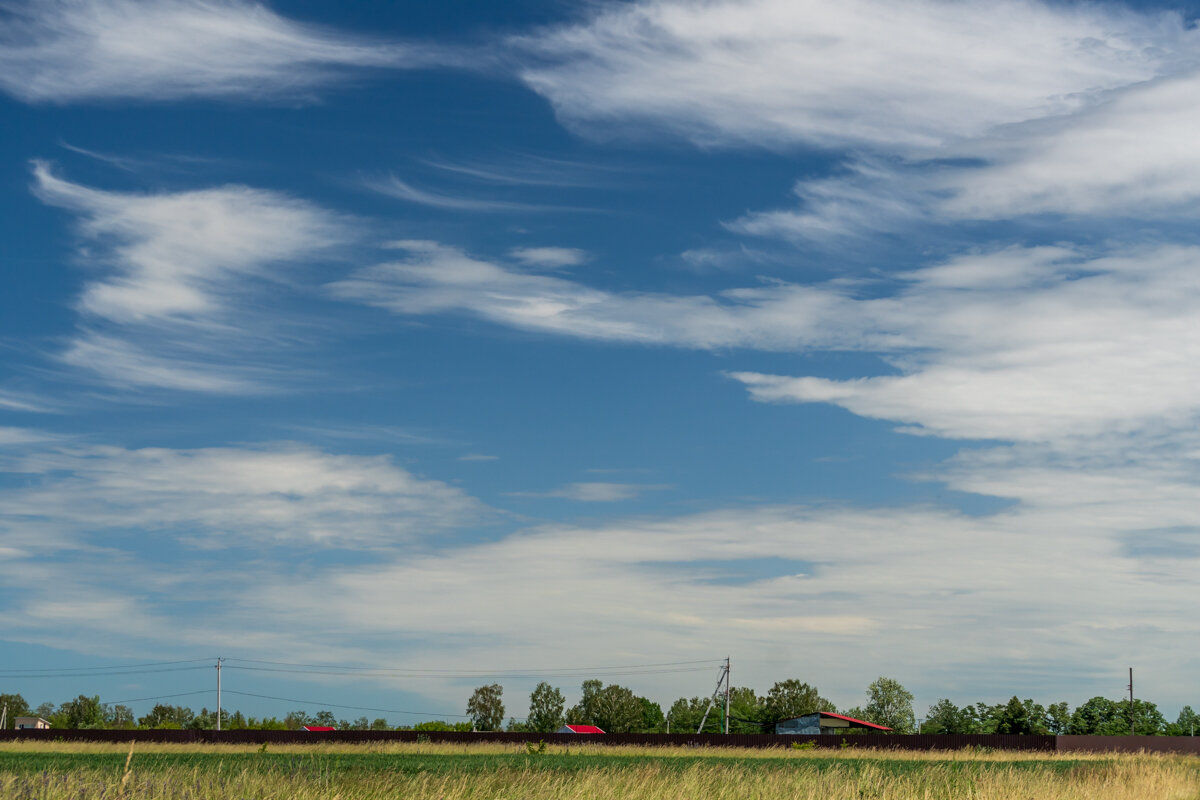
[1,740,1197,799]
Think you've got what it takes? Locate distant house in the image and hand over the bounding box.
[557,724,605,734]
[775,712,890,735]
[15,717,50,730]
[302,726,337,732]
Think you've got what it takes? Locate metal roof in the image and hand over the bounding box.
[777,711,892,731]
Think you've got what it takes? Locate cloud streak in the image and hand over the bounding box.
[0,0,444,103]
[513,0,1185,150]
[33,163,348,393]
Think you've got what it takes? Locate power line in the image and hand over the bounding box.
[0,658,212,676]
[107,690,213,706]
[223,657,721,672]
[222,690,477,719]
[223,664,716,679]
[0,666,213,679]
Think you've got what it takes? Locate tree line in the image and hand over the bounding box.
[4,678,1197,735]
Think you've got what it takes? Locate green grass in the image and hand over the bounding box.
[2,742,1197,800]
[0,747,1114,777]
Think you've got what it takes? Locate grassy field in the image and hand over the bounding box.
[1,741,1197,799]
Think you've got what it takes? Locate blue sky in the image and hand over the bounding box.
[3,0,1200,724]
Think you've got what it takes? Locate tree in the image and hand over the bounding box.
[591,684,643,733]
[466,683,504,731]
[1046,702,1072,735]
[566,680,603,726]
[138,704,194,729]
[60,695,105,729]
[1171,706,1199,736]
[666,696,721,733]
[527,682,566,733]
[639,697,666,733]
[0,693,31,728]
[764,680,831,724]
[922,699,979,734]
[863,677,914,733]
[105,704,135,729]
[994,696,1034,734]
[727,687,769,733]
[284,710,313,730]
[370,718,391,731]
[1069,697,1120,734]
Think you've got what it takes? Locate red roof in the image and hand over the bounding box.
[818,712,891,731]
[302,726,337,731]
[560,724,605,734]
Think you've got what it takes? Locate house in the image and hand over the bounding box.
[15,717,50,730]
[556,724,605,734]
[775,712,890,735]
[302,725,336,731]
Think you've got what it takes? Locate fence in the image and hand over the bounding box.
[7,729,1196,752]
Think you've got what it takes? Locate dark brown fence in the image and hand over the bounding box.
[1057,735,1200,754]
[0,729,1058,750]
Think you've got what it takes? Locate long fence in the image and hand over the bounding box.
[3,729,1200,753]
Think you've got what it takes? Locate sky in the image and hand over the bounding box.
[2,0,1200,725]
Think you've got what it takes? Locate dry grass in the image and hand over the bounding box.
[1,741,1197,799]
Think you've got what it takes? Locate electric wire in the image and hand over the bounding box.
[107,690,213,706]
[222,690,478,719]
[223,657,721,672]
[222,664,715,679]
[0,666,213,679]
[0,658,213,677]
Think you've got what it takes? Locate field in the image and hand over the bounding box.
[1,741,1198,799]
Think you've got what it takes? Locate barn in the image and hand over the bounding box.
[774,712,890,735]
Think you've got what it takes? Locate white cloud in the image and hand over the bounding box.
[731,244,1200,444]
[336,240,1200,448]
[943,72,1200,219]
[330,240,850,349]
[0,0,437,103]
[508,481,669,502]
[509,246,587,269]
[33,164,348,392]
[0,441,486,548]
[513,0,1184,150]
[370,176,557,213]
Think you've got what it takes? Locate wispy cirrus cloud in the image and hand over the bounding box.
[513,0,1185,150]
[334,240,1200,448]
[0,0,446,103]
[33,163,349,393]
[507,481,670,502]
[0,441,487,548]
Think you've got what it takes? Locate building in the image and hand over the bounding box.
[302,726,336,731]
[14,717,50,730]
[775,712,890,735]
[556,724,605,734]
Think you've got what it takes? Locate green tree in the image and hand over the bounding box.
[727,687,769,733]
[638,697,666,733]
[370,718,391,731]
[1046,702,1072,734]
[863,677,915,733]
[466,683,504,731]
[138,704,194,729]
[921,699,979,734]
[994,696,1035,734]
[666,696,721,733]
[0,693,31,728]
[1170,706,1199,736]
[104,704,135,729]
[283,710,313,730]
[566,680,603,726]
[764,680,831,724]
[579,684,642,733]
[1069,696,1120,734]
[60,695,105,729]
[527,682,566,733]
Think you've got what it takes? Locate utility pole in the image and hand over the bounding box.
[1128,667,1134,736]
[696,659,731,734]
[1,704,7,730]
[216,657,223,732]
[724,656,731,735]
